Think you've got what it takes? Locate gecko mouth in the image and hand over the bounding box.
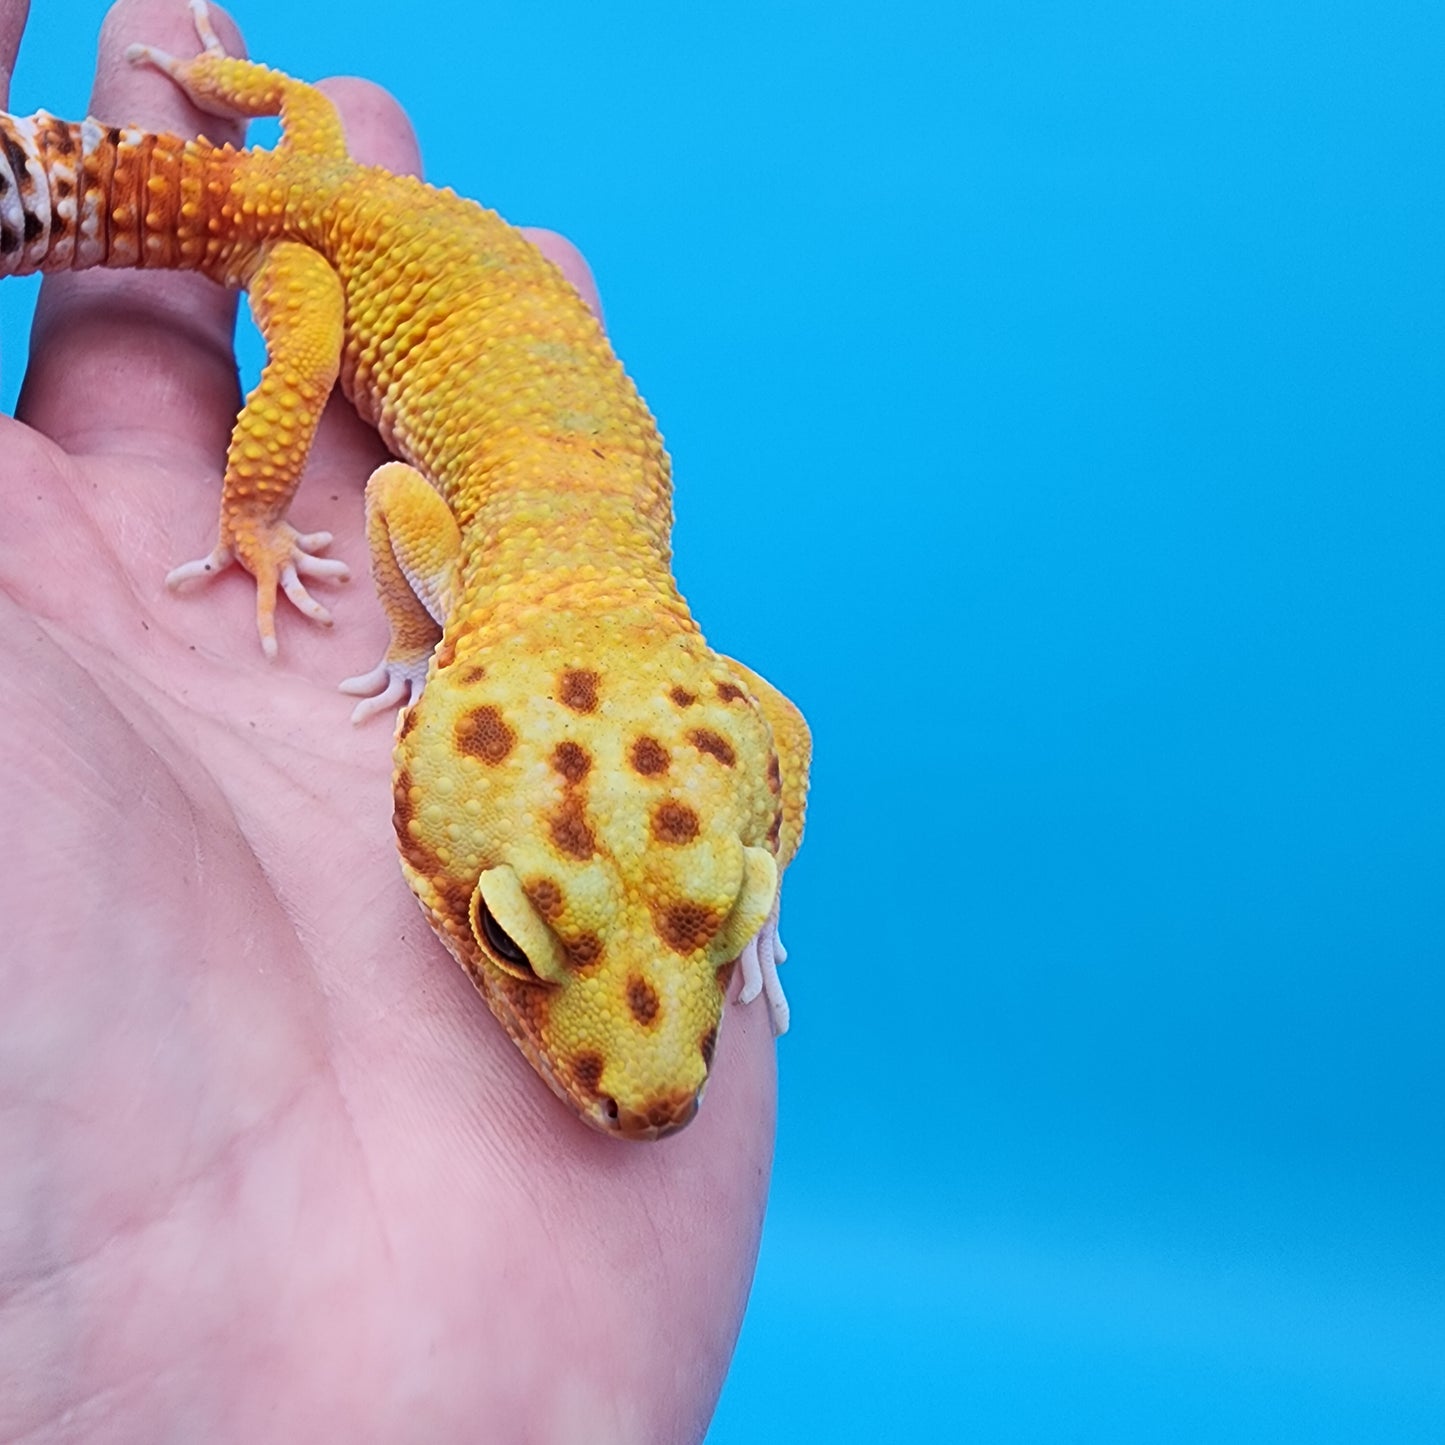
[476,978,708,1139]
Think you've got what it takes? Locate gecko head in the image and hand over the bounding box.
[391,637,786,1139]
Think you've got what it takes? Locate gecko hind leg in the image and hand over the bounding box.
[127,0,347,160]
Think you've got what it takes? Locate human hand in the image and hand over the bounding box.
[0,2,775,1439]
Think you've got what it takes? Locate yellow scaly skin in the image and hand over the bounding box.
[0,4,809,1137]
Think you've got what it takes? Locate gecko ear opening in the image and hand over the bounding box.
[470,867,569,984]
[719,845,779,959]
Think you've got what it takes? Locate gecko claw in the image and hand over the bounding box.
[165,542,235,588]
[188,0,228,55]
[738,892,789,1035]
[278,563,333,625]
[339,655,428,724]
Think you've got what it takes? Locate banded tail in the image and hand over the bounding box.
[0,110,237,277]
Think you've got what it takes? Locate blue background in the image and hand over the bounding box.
[5,2,1443,1439]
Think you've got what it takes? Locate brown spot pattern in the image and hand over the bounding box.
[715,959,738,992]
[431,871,473,931]
[398,705,422,741]
[433,635,456,670]
[767,754,782,793]
[652,800,700,844]
[552,740,591,784]
[455,705,515,764]
[627,976,661,1026]
[569,932,602,967]
[392,767,415,829]
[559,668,600,713]
[658,901,720,954]
[571,1052,605,1095]
[550,796,596,860]
[670,686,696,707]
[458,664,487,685]
[689,728,736,767]
[630,736,670,776]
[526,878,564,920]
[716,680,746,703]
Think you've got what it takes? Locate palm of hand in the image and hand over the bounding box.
[0,4,774,1440]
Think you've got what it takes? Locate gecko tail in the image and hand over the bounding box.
[0,109,232,277]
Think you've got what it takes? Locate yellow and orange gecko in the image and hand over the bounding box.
[0,2,808,1138]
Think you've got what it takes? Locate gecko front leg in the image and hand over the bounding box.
[164,239,351,657]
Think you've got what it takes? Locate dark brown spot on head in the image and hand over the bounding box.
[700,1026,718,1068]
[652,800,700,844]
[455,704,515,764]
[670,686,696,707]
[689,728,736,767]
[627,975,661,1026]
[569,932,602,968]
[552,740,591,784]
[559,668,599,713]
[550,796,596,860]
[571,1051,605,1096]
[526,877,564,920]
[458,664,487,686]
[54,177,73,199]
[658,900,720,954]
[716,680,746,703]
[767,754,782,793]
[630,736,670,776]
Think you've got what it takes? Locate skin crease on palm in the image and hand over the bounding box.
[0,0,779,1439]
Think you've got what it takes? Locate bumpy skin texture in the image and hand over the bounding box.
[0,5,808,1138]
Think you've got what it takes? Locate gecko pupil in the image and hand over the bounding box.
[478,900,533,973]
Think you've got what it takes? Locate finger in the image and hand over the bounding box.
[521,228,605,327]
[0,0,26,111]
[16,0,246,463]
[318,75,421,179]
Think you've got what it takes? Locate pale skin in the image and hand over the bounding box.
[0,2,776,1440]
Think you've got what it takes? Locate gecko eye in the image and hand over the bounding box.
[474,896,538,980]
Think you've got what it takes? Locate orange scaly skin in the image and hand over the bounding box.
[0,3,809,1138]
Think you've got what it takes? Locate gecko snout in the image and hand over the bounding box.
[602,1087,701,1140]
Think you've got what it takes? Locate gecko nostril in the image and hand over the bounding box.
[601,1095,620,1124]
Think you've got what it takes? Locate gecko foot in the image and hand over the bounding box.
[126,2,234,114]
[339,655,429,725]
[167,523,350,659]
[738,891,790,1036]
